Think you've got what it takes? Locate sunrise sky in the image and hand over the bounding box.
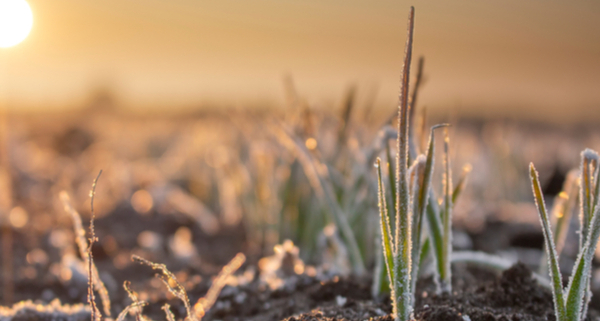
[1,0,599,120]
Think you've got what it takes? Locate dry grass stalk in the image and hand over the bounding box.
[59,179,111,319]
[87,170,103,321]
[162,304,176,321]
[133,252,246,321]
[193,253,246,319]
[117,281,147,321]
[132,255,194,320]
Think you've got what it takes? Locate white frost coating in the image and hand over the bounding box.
[451,251,551,289]
[582,149,599,162]
[0,299,91,321]
[335,296,347,307]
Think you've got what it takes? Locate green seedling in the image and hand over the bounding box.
[539,169,579,276]
[374,7,458,320]
[373,7,415,320]
[530,149,600,321]
[375,123,446,320]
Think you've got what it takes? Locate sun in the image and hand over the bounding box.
[0,0,33,48]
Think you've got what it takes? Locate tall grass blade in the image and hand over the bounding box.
[392,7,415,320]
[530,163,566,321]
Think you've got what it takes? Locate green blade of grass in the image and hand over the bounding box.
[565,202,600,321]
[409,155,426,299]
[421,124,447,293]
[376,158,395,297]
[408,56,425,160]
[580,149,598,250]
[440,128,453,293]
[592,161,600,217]
[555,170,579,255]
[451,164,472,206]
[426,197,444,289]
[530,163,566,321]
[410,124,447,295]
[539,169,579,276]
[273,123,366,274]
[419,237,431,271]
[386,140,398,228]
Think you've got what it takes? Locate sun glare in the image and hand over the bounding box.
[0,0,33,48]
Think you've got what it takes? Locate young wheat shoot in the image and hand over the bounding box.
[374,7,423,320]
[392,6,415,321]
[531,155,600,321]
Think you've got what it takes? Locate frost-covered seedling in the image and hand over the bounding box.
[530,149,600,321]
[374,7,450,321]
[373,7,415,321]
[373,7,469,319]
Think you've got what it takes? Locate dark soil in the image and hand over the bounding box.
[415,263,555,321]
[3,201,599,321]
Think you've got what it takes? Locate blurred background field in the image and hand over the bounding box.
[3,96,600,306]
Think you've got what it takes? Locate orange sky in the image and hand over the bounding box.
[1,0,599,120]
